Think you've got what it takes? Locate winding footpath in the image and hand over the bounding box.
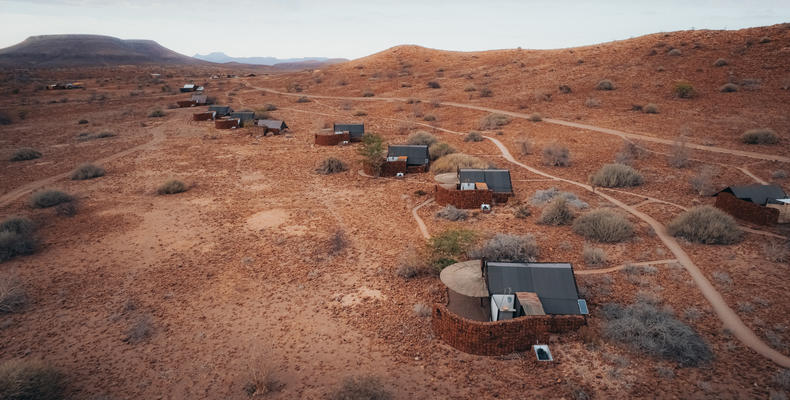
[245,83,790,367]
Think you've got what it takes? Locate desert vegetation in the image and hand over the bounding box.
[464,131,483,142]
[70,163,105,180]
[316,157,348,174]
[157,179,187,195]
[538,197,574,226]
[479,113,511,130]
[406,131,437,146]
[30,190,73,208]
[428,229,476,271]
[329,376,392,400]
[572,209,634,243]
[542,143,570,166]
[589,164,644,187]
[667,206,742,244]
[582,245,607,266]
[468,233,539,262]
[0,358,64,400]
[358,133,385,176]
[148,109,165,118]
[10,148,41,162]
[741,128,778,145]
[428,142,456,161]
[596,79,615,90]
[435,205,468,221]
[674,82,695,98]
[430,153,489,174]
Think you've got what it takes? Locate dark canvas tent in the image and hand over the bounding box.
[484,261,584,315]
[716,184,787,206]
[208,105,232,116]
[387,145,429,166]
[458,169,513,193]
[333,123,364,140]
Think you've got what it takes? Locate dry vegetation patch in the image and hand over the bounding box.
[406,131,437,146]
[428,142,456,161]
[589,163,644,187]
[329,376,392,400]
[436,205,468,221]
[10,148,41,162]
[30,190,73,209]
[70,163,105,180]
[572,209,634,243]
[468,233,539,262]
[316,157,348,175]
[479,113,511,130]
[667,206,742,244]
[741,128,778,145]
[430,153,489,174]
[542,143,570,166]
[538,197,574,226]
[157,180,187,195]
[0,359,64,400]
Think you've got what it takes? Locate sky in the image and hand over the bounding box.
[1,0,788,60]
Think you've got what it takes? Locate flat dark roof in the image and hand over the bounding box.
[459,169,513,193]
[387,144,429,166]
[717,184,787,205]
[485,261,582,315]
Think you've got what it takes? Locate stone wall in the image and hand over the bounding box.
[315,132,351,146]
[435,185,493,209]
[715,192,779,226]
[432,303,586,356]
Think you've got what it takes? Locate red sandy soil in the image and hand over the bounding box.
[1,24,790,399]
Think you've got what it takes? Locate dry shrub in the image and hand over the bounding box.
[539,197,574,226]
[668,136,690,168]
[413,303,431,317]
[585,98,601,108]
[572,209,634,243]
[602,301,713,366]
[55,202,77,217]
[30,190,72,208]
[0,358,64,400]
[464,85,476,92]
[428,142,456,161]
[328,229,348,255]
[464,131,484,142]
[542,143,570,166]
[776,369,790,390]
[773,170,788,179]
[157,180,187,195]
[479,113,511,130]
[407,131,437,146]
[423,114,437,122]
[517,139,533,155]
[396,247,426,279]
[589,164,644,187]
[479,87,493,97]
[668,48,682,56]
[643,103,659,114]
[148,109,165,118]
[529,113,543,122]
[430,153,489,174]
[262,103,277,111]
[243,357,281,397]
[713,58,728,67]
[674,82,695,99]
[596,80,615,90]
[0,273,28,313]
[70,163,105,180]
[329,376,392,400]
[514,206,531,219]
[559,85,572,94]
[667,206,742,244]
[531,187,588,208]
[436,205,468,221]
[583,245,607,266]
[427,81,441,89]
[468,233,539,262]
[10,148,41,162]
[295,96,311,103]
[689,165,718,196]
[720,83,738,93]
[614,142,644,165]
[0,217,37,262]
[763,241,789,263]
[741,128,778,145]
[317,157,348,174]
[362,90,374,97]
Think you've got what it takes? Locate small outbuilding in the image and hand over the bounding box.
[230,111,255,127]
[257,119,288,135]
[379,145,430,176]
[715,184,789,225]
[333,123,365,142]
[208,105,233,117]
[191,94,208,105]
[436,168,514,209]
[180,84,197,93]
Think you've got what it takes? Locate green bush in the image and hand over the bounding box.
[358,133,385,177]
[428,142,456,161]
[589,163,644,187]
[10,148,41,162]
[572,209,634,243]
[407,131,437,146]
[0,358,64,400]
[30,190,73,208]
[602,301,713,366]
[538,197,574,225]
[157,180,187,195]
[70,163,105,180]
[667,206,742,244]
[741,128,778,145]
[428,229,476,270]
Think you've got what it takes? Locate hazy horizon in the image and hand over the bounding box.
[1,0,788,60]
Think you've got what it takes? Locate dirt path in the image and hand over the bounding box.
[244,84,790,367]
[0,121,168,209]
[411,198,434,239]
[244,84,790,163]
[575,259,679,276]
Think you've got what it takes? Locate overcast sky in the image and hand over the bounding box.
[1,0,788,60]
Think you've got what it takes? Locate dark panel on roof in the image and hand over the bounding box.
[334,123,364,138]
[485,262,581,315]
[718,184,787,205]
[387,145,429,166]
[459,169,513,193]
[208,105,231,115]
[231,111,255,122]
[257,119,287,130]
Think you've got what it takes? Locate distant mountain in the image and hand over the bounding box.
[193,52,347,66]
[0,34,204,67]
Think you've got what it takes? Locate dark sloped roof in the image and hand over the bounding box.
[334,123,364,138]
[208,105,231,114]
[257,119,287,130]
[485,261,582,315]
[717,184,787,205]
[458,169,513,193]
[230,111,255,122]
[387,145,429,166]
